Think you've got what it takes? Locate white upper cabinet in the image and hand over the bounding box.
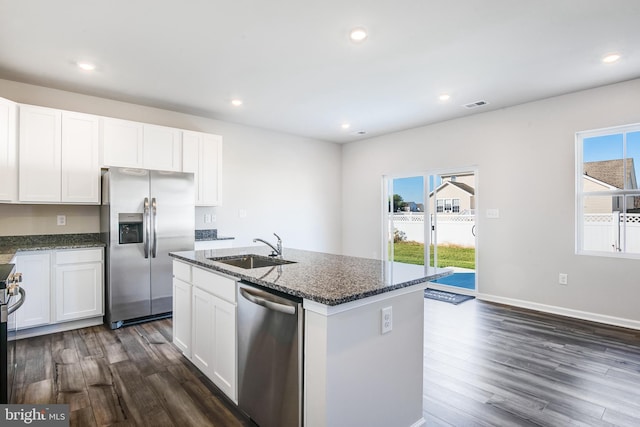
[101,118,182,171]
[183,131,222,206]
[19,105,62,202]
[19,105,100,204]
[143,124,182,171]
[61,112,100,203]
[100,117,144,168]
[0,97,17,202]
[3,97,222,205]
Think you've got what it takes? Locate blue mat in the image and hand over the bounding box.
[431,272,475,290]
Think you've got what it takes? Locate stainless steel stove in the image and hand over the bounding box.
[1,264,25,404]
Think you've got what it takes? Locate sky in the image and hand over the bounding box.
[583,131,640,183]
[393,176,424,204]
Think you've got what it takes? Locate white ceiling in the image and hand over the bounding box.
[1,1,639,143]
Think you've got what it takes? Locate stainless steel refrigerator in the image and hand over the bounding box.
[101,168,194,329]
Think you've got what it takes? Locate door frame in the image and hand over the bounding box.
[424,166,479,293]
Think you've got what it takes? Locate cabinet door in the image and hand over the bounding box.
[182,131,222,206]
[191,286,214,375]
[15,252,51,329]
[55,261,103,322]
[0,98,17,202]
[143,124,181,171]
[18,105,62,202]
[211,295,237,402]
[100,117,143,168]
[173,277,192,357]
[61,112,100,203]
[200,134,222,206]
[182,131,200,203]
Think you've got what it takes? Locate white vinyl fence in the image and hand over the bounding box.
[392,213,475,247]
[583,213,640,253]
[393,212,640,253]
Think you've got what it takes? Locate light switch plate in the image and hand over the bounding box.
[57,215,66,226]
[486,208,500,219]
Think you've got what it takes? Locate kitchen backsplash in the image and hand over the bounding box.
[195,229,217,240]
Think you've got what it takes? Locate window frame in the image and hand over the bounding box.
[576,123,640,259]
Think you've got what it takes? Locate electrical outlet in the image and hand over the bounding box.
[239,209,247,218]
[559,273,568,285]
[381,306,393,334]
[204,214,212,223]
[57,215,66,226]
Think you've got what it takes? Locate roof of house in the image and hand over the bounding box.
[583,159,637,189]
[429,180,475,197]
[449,181,475,195]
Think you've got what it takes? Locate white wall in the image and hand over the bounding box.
[342,78,640,325]
[0,79,342,253]
[305,289,425,427]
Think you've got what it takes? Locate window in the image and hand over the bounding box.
[436,198,460,213]
[576,124,640,257]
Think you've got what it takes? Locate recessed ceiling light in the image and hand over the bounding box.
[349,27,368,42]
[341,123,351,130]
[231,99,243,107]
[77,62,95,71]
[602,53,621,63]
[439,94,451,101]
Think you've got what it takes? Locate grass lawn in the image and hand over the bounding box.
[393,241,475,269]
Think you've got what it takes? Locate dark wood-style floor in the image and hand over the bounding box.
[12,318,250,426]
[12,299,640,426]
[424,298,640,426]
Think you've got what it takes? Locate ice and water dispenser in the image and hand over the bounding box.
[118,213,143,244]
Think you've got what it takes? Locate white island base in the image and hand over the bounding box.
[303,284,426,427]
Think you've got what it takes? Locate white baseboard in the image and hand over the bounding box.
[409,417,426,427]
[12,316,104,340]
[477,293,640,331]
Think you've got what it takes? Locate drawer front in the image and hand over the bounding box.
[192,266,236,303]
[173,260,192,282]
[56,248,103,265]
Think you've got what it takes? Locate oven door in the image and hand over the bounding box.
[1,286,25,404]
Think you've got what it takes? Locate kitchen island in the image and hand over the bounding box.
[170,247,451,427]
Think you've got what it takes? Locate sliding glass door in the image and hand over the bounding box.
[384,169,477,291]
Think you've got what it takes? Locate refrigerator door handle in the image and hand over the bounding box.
[143,197,150,258]
[151,197,158,258]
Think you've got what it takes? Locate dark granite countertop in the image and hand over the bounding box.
[0,233,105,263]
[195,229,234,241]
[170,247,452,306]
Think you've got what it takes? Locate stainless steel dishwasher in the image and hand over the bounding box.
[237,281,303,427]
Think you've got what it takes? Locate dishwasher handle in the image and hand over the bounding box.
[239,287,296,315]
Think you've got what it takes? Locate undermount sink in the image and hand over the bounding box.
[209,254,296,269]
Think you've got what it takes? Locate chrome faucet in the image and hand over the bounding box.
[253,233,282,257]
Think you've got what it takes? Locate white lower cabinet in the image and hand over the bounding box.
[14,252,51,329]
[13,248,104,331]
[172,260,237,403]
[172,276,192,357]
[54,249,104,322]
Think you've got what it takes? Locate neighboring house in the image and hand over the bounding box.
[401,201,424,212]
[583,159,640,213]
[428,173,475,214]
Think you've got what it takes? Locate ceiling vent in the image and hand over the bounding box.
[463,100,489,109]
